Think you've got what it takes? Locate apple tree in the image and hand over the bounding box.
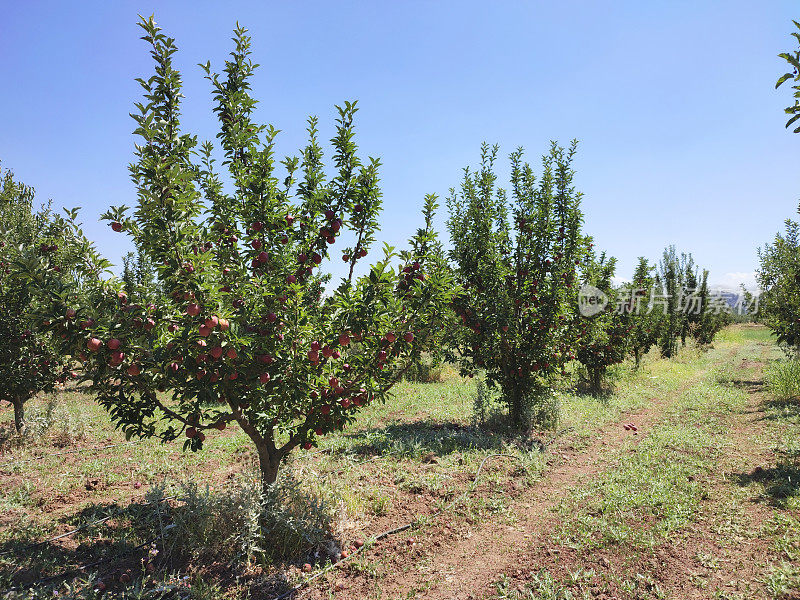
[620,257,659,368]
[755,23,800,350]
[573,248,629,394]
[0,163,106,432]
[37,18,454,488]
[446,142,585,428]
[757,220,800,351]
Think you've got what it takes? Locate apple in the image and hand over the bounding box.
[303,442,312,450]
[205,316,219,329]
[339,333,351,346]
[87,338,103,352]
[287,274,296,284]
[219,318,230,331]
[251,239,262,250]
[215,421,227,431]
[332,350,341,359]
[260,372,271,384]
[226,347,237,359]
[110,221,122,232]
[144,318,156,331]
[65,308,77,320]
[196,369,206,380]
[267,312,277,323]
[286,213,295,225]
[209,346,223,360]
[385,332,396,343]
[108,338,121,350]
[403,332,414,343]
[127,363,141,376]
[312,252,322,265]
[251,220,263,232]
[378,350,387,361]
[322,346,333,358]
[187,303,201,317]
[199,325,212,337]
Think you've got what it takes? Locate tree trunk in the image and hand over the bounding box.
[590,368,603,396]
[256,441,281,488]
[12,397,25,434]
[633,349,641,370]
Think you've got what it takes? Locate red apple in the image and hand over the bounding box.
[199,325,212,337]
[87,338,103,352]
[187,303,201,317]
[210,346,223,359]
[127,363,141,377]
[205,315,219,328]
[107,338,121,350]
[65,308,77,320]
[226,347,237,359]
[260,372,271,384]
[403,332,414,343]
[339,333,351,346]
[219,318,230,331]
[110,221,122,232]
[385,332,397,343]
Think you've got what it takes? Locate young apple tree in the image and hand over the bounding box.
[0,163,105,432]
[620,257,659,368]
[446,142,585,428]
[573,249,630,394]
[758,221,800,352]
[38,18,454,488]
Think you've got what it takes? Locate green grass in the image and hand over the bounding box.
[1,324,795,599]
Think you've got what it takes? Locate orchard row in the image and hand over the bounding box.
[0,17,729,487]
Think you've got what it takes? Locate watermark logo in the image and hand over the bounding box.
[576,285,760,317]
[578,284,608,317]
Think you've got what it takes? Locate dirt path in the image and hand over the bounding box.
[308,362,714,599]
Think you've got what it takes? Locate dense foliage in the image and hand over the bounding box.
[574,250,630,394]
[0,164,103,431]
[446,142,585,427]
[37,18,455,486]
[620,257,659,368]
[758,220,800,351]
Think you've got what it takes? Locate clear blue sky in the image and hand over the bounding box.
[2,1,798,288]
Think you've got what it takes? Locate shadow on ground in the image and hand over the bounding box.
[733,462,800,508]
[338,417,550,460]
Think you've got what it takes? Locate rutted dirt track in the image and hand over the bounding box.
[304,341,792,600]
[305,370,707,599]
